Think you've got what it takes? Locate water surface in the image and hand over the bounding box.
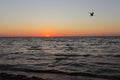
[0,36,120,80]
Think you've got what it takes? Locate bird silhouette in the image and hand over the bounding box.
[89,12,94,16]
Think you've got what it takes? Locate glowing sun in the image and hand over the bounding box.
[45,35,51,37]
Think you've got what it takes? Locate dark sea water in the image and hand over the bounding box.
[0,36,120,80]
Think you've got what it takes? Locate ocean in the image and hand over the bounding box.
[0,36,120,80]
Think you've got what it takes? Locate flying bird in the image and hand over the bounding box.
[89,12,94,16]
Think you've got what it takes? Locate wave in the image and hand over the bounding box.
[95,62,119,65]
[0,64,119,80]
[54,54,92,57]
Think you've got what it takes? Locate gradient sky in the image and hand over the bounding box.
[0,0,120,36]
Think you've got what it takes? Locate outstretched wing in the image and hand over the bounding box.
[89,11,94,16]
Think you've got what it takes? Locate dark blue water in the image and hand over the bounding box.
[0,36,120,80]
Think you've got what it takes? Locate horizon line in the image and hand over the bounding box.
[0,35,120,38]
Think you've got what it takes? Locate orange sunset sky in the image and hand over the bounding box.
[0,0,120,37]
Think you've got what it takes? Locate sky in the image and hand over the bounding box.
[0,0,120,37]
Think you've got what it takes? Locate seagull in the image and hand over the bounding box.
[89,12,94,16]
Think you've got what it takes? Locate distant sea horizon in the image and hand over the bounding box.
[0,35,120,38]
